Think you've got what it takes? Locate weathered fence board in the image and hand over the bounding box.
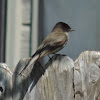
[34,55,74,100]
[0,51,100,100]
[74,51,100,100]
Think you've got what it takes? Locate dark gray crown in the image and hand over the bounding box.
[52,22,71,32]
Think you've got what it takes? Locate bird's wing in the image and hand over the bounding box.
[35,32,68,54]
[42,32,68,47]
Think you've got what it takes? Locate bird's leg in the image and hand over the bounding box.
[48,55,53,65]
[19,72,26,77]
[48,55,51,59]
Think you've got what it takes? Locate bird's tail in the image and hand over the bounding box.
[19,52,40,76]
[19,45,50,76]
[19,51,47,76]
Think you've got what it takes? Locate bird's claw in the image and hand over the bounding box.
[19,72,26,78]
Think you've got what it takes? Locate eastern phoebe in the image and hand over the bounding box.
[19,22,74,75]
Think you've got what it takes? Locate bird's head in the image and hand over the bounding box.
[52,22,74,33]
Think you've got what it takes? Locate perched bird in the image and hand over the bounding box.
[19,22,74,76]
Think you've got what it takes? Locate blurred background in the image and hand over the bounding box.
[0,0,100,70]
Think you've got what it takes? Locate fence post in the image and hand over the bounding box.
[0,51,100,100]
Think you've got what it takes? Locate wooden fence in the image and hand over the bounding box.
[0,51,100,100]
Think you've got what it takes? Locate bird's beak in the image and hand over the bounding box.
[69,29,75,32]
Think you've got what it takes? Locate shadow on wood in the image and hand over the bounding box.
[12,57,44,100]
[0,51,100,100]
[34,54,74,100]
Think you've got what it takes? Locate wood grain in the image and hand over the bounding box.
[0,51,100,100]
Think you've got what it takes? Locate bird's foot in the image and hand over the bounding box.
[19,72,26,78]
[48,55,52,59]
